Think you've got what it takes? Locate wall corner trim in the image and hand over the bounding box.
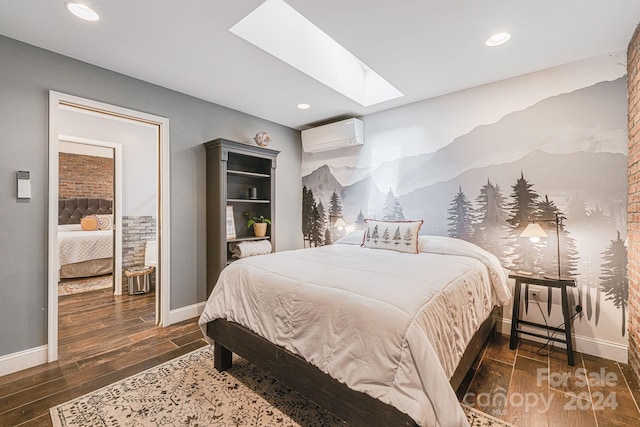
[0,345,48,377]
[168,302,206,325]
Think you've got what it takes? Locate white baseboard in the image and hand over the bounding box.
[0,345,48,377]
[0,302,207,377]
[0,301,207,377]
[168,302,206,325]
[498,318,628,363]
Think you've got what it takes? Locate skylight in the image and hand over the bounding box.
[230,0,403,107]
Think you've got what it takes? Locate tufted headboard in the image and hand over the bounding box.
[58,198,113,225]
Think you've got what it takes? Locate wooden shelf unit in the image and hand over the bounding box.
[204,138,278,294]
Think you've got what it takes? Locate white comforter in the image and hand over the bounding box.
[199,235,510,427]
[58,229,113,267]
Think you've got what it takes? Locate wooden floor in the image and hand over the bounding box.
[0,288,206,426]
[457,333,640,426]
[2,289,640,426]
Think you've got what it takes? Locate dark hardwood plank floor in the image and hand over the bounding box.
[0,288,206,426]
[458,333,640,426]
[2,290,639,427]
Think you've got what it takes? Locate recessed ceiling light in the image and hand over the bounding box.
[65,1,100,22]
[297,103,311,110]
[486,32,511,47]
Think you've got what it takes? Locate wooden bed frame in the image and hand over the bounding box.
[207,305,501,426]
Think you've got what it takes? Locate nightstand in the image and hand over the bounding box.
[508,272,577,365]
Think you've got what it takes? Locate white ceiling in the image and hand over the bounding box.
[1,0,639,130]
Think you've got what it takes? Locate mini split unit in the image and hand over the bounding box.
[301,118,364,153]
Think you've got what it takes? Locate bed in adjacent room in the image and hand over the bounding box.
[58,197,113,279]
[199,224,511,427]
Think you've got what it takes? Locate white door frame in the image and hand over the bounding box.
[58,135,123,295]
[48,91,172,362]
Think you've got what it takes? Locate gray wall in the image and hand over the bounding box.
[0,35,303,357]
[59,109,159,217]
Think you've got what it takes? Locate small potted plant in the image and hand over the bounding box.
[245,213,271,237]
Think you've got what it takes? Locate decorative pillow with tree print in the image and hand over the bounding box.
[361,220,423,254]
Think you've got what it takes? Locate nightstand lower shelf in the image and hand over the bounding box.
[508,273,576,366]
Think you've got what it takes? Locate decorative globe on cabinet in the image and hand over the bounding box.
[254,131,271,147]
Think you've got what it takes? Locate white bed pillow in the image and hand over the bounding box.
[96,214,113,230]
[362,219,423,254]
[58,224,83,232]
[333,230,365,245]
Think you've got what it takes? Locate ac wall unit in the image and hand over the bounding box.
[301,118,364,153]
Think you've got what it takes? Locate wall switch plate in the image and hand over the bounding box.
[17,170,31,200]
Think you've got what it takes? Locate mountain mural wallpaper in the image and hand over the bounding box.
[301,73,628,350]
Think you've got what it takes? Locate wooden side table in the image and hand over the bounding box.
[508,273,577,365]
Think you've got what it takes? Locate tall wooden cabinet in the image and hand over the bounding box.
[204,138,279,294]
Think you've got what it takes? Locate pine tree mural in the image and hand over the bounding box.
[383,188,405,220]
[507,172,540,228]
[383,188,395,220]
[505,172,541,272]
[536,195,579,315]
[504,172,542,314]
[563,230,581,316]
[302,186,327,247]
[565,195,591,320]
[301,186,315,247]
[581,204,614,323]
[600,231,628,336]
[587,204,611,228]
[537,195,563,278]
[447,186,474,240]
[566,196,589,226]
[324,228,332,245]
[326,189,345,244]
[393,199,406,221]
[329,190,343,220]
[310,204,323,247]
[355,210,366,228]
[471,179,509,257]
[317,201,327,241]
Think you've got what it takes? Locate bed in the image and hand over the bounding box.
[199,232,511,427]
[58,197,113,279]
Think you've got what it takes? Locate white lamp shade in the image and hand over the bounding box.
[520,223,548,239]
[334,218,347,229]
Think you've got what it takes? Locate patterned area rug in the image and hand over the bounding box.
[58,274,112,296]
[50,346,513,427]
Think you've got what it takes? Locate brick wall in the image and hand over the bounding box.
[59,152,113,199]
[628,22,640,383]
[121,216,156,294]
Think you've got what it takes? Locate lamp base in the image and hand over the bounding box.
[515,270,534,276]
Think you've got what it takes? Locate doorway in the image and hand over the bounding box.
[48,91,171,363]
[57,138,122,296]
